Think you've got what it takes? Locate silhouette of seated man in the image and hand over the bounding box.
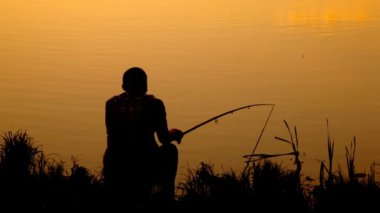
[103,67,183,207]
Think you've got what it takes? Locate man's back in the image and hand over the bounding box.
[102,67,183,205]
[104,93,170,183]
[105,93,165,152]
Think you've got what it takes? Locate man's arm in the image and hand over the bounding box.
[154,99,183,144]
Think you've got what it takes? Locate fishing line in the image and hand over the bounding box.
[245,104,275,162]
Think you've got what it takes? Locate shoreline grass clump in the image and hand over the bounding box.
[313,133,380,212]
[0,123,379,211]
[0,130,103,211]
[177,160,309,211]
[176,121,309,211]
[177,162,251,210]
[177,120,379,211]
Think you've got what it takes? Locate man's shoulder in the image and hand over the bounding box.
[145,94,160,101]
[145,94,164,104]
[106,93,126,105]
[106,95,118,103]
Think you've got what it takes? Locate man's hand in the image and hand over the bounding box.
[169,128,184,144]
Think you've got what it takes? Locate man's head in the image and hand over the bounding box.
[122,67,148,94]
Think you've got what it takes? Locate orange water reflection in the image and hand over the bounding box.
[281,0,377,35]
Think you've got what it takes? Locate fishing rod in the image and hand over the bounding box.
[183,104,275,135]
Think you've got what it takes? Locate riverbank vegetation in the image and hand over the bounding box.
[0,125,378,211]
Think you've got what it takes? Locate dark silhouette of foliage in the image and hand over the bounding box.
[0,126,378,211]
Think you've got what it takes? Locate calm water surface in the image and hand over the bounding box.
[1,0,380,181]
